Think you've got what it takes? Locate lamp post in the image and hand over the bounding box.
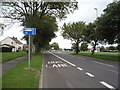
[94,8,99,52]
[94,8,98,19]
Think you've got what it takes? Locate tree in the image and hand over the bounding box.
[116,45,120,52]
[109,46,115,51]
[84,22,100,55]
[62,21,86,54]
[1,1,78,54]
[80,43,88,51]
[100,46,105,52]
[23,14,58,54]
[96,1,120,45]
[51,42,59,50]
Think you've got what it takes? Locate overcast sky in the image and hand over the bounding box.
[0,0,113,49]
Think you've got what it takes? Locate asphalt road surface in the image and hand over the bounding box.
[41,51,119,89]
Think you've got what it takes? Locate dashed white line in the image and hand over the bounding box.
[100,81,115,89]
[86,72,94,77]
[77,67,83,70]
[49,52,76,67]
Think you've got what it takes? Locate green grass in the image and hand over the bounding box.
[2,52,43,88]
[1,51,27,63]
[73,52,119,61]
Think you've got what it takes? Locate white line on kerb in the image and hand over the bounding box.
[86,72,94,77]
[77,67,83,70]
[49,52,76,67]
[100,81,115,89]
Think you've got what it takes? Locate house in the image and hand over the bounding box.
[0,37,23,52]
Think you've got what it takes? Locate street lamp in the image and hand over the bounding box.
[94,8,99,52]
[94,8,98,19]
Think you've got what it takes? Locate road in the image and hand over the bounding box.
[41,51,119,89]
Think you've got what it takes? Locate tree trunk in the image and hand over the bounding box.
[75,41,79,54]
[91,40,97,55]
[35,43,40,55]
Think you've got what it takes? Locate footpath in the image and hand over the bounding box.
[2,55,27,75]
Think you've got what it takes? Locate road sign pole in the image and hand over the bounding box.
[23,28,36,69]
[28,35,31,68]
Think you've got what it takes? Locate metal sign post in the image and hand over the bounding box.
[23,28,36,69]
[28,35,31,68]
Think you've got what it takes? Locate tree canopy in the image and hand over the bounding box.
[1,1,78,54]
[97,1,120,44]
[62,21,86,53]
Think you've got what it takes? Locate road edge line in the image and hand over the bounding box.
[49,52,76,67]
[39,53,44,88]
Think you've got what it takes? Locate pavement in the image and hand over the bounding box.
[40,51,119,89]
[2,55,27,74]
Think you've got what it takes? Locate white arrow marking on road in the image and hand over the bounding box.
[100,81,115,89]
[77,67,83,70]
[86,72,94,77]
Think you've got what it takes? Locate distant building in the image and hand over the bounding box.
[0,37,23,52]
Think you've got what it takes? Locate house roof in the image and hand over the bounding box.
[10,37,23,44]
[0,44,15,48]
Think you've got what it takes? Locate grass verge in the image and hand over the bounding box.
[73,52,119,61]
[1,51,27,63]
[2,52,43,88]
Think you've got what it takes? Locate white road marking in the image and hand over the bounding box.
[77,67,83,70]
[86,72,94,77]
[91,61,115,67]
[46,65,48,67]
[66,81,74,88]
[100,81,115,89]
[105,69,118,74]
[52,64,58,68]
[49,52,76,67]
[57,64,67,67]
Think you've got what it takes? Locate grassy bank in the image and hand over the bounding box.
[1,51,27,63]
[2,52,43,88]
[73,52,119,61]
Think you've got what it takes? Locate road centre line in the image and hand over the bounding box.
[49,52,76,67]
[100,81,115,89]
[77,67,83,70]
[85,72,94,77]
[91,61,115,67]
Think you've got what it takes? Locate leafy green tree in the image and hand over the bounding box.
[116,45,120,52]
[23,15,58,54]
[51,42,59,50]
[62,21,86,54]
[109,46,115,51]
[84,22,100,55]
[97,1,120,44]
[80,43,88,51]
[100,46,105,52]
[1,1,78,54]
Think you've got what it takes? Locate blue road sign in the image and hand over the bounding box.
[23,28,36,35]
